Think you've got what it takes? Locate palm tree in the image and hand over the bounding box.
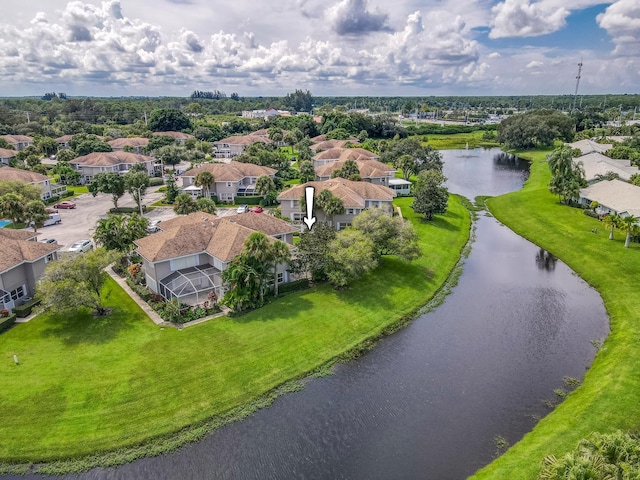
[620,215,638,248]
[317,190,345,227]
[271,240,291,297]
[603,213,620,240]
[255,175,276,199]
[25,200,49,233]
[0,193,24,229]
[194,171,214,199]
[173,193,198,215]
[221,256,260,312]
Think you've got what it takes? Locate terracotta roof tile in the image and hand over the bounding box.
[71,151,154,167]
[107,137,150,148]
[0,148,17,158]
[0,235,60,273]
[0,166,50,183]
[180,161,276,182]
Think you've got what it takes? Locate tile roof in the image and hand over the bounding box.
[313,147,378,161]
[580,179,640,217]
[55,135,74,143]
[108,137,150,148]
[215,135,272,146]
[576,152,639,182]
[180,161,276,182]
[135,211,294,263]
[277,178,396,208]
[567,139,613,155]
[0,135,33,144]
[152,131,194,139]
[71,151,155,167]
[0,166,50,183]
[315,159,396,179]
[0,235,60,273]
[0,148,16,158]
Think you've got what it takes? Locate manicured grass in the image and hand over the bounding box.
[0,196,470,466]
[423,131,499,150]
[66,185,89,196]
[471,152,640,479]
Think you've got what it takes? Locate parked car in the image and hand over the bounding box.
[250,206,264,213]
[68,239,93,253]
[53,201,76,209]
[147,219,162,233]
[39,238,57,244]
[236,205,249,213]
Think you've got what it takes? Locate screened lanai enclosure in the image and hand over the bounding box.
[158,264,223,306]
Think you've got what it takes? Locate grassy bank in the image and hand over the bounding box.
[0,196,470,470]
[471,151,640,479]
[422,131,499,150]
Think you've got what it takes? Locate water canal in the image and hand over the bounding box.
[4,148,609,480]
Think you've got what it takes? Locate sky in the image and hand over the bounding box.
[0,0,638,97]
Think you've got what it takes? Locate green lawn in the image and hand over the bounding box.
[471,152,640,479]
[66,185,89,197]
[423,131,499,150]
[0,196,470,466]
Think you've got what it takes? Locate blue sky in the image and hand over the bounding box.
[0,0,637,97]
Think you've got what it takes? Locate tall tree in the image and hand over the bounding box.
[194,171,214,198]
[331,160,360,180]
[0,193,25,228]
[36,249,119,316]
[25,200,49,233]
[381,138,443,176]
[164,175,179,203]
[148,108,192,132]
[124,171,150,214]
[547,146,586,204]
[157,145,185,171]
[326,229,377,288]
[255,175,276,198]
[352,208,421,261]
[620,215,638,248]
[603,213,620,240]
[316,189,345,227]
[94,213,149,252]
[412,169,448,220]
[88,172,126,210]
[299,160,315,183]
[195,197,217,214]
[289,222,337,281]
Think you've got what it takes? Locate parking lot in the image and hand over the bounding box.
[34,188,244,251]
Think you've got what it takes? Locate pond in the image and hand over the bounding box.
[2,148,609,480]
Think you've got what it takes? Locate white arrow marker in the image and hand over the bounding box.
[303,186,317,231]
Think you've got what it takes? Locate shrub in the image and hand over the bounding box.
[583,209,600,219]
[109,206,147,214]
[0,313,17,333]
[235,196,262,205]
[13,299,41,318]
[278,278,310,295]
[149,177,164,186]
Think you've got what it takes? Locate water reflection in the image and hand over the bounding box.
[535,248,558,271]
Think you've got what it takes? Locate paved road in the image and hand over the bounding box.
[33,188,241,250]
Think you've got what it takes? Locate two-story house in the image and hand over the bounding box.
[277,178,396,230]
[315,159,397,187]
[213,135,272,159]
[0,135,33,151]
[312,148,379,168]
[0,166,66,200]
[0,148,16,166]
[134,212,296,306]
[108,137,150,153]
[55,135,74,150]
[70,152,156,184]
[180,162,276,202]
[0,229,60,313]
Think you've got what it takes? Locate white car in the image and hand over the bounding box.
[147,219,162,233]
[236,205,249,213]
[68,239,93,253]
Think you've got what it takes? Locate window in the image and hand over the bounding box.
[227,182,232,187]
[277,272,284,284]
[45,253,55,263]
[10,286,25,301]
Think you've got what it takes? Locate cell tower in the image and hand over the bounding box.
[572,59,583,111]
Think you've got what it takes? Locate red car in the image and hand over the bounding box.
[250,206,263,213]
[53,201,76,209]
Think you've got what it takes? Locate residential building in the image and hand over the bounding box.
[575,152,639,184]
[0,135,33,151]
[250,129,288,146]
[213,135,272,159]
[179,161,276,202]
[108,137,149,153]
[0,148,16,166]
[312,147,379,168]
[579,179,640,218]
[70,151,155,184]
[314,159,396,186]
[277,178,396,230]
[55,135,74,150]
[241,108,282,119]
[0,229,60,313]
[567,139,613,156]
[134,212,296,306]
[0,166,66,200]
[152,131,194,144]
[388,178,412,195]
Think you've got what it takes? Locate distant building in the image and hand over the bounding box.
[314,159,396,187]
[0,166,66,200]
[108,137,150,153]
[575,152,639,184]
[0,135,33,151]
[0,148,16,166]
[70,151,155,184]
[151,131,194,144]
[579,179,640,218]
[212,135,272,159]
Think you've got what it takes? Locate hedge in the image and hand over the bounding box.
[149,177,164,186]
[109,206,148,214]
[234,196,262,206]
[13,298,41,318]
[0,313,17,334]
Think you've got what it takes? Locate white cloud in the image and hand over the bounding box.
[489,0,569,38]
[526,60,544,68]
[325,0,391,35]
[597,0,640,55]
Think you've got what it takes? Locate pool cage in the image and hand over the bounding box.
[158,264,223,306]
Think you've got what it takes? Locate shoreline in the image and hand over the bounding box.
[0,196,472,475]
